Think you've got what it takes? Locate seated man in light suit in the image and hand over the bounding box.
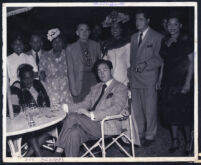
[53,59,128,157]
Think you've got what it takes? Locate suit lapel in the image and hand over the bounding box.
[137,28,152,56]
[99,79,117,104]
[133,35,139,54]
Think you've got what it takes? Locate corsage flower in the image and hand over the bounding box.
[47,28,61,42]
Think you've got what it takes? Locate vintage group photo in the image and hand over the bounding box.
[3,2,198,162]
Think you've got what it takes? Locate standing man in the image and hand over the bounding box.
[26,33,46,74]
[26,33,48,86]
[66,23,101,103]
[130,10,163,146]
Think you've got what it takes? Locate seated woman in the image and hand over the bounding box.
[11,64,50,157]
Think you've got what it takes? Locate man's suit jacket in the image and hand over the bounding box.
[130,28,164,88]
[66,39,101,96]
[69,79,128,135]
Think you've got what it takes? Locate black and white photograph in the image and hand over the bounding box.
[2,1,199,163]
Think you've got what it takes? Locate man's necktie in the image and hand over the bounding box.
[90,84,107,111]
[35,52,40,66]
[138,32,143,47]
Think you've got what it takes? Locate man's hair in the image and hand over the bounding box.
[76,23,90,31]
[94,59,113,73]
[30,32,43,41]
[18,64,34,79]
[135,9,150,19]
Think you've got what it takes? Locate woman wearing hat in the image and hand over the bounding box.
[39,28,73,105]
[102,11,131,86]
[102,11,140,146]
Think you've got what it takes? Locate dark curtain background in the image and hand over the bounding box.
[7,7,194,54]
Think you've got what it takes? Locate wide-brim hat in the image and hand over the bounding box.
[102,11,130,28]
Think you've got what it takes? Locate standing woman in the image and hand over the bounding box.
[102,11,130,86]
[103,11,130,86]
[160,15,194,155]
[39,28,73,105]
[102,11,140,146]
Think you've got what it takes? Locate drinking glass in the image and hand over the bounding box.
[22,104,29,120]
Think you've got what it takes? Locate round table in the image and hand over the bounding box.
[6,108,66,157]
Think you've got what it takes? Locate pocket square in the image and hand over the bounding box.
[106,93,113,99]
[147,44,153,48]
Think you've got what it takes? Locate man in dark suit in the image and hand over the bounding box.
[53,59,128,157]
[26,33,46,69]
[66,23,101,103]
[130,10,163,146]
[26,33,47,81]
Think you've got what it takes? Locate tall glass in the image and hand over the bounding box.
[22,104,29,120]
[28,101,36,126]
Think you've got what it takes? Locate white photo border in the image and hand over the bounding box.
[2,2,198,163]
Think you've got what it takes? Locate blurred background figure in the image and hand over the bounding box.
[39,28,73,105]
[66,23,101,103]
[90,24,103,45]
[160,17,169,36]
[159,14,194,155]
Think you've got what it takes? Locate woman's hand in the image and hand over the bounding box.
[166,38,177,47]
[181,52,193,94]
[181,82,191,94]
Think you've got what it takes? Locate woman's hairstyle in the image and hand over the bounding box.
[102,11,130,28]
[167,12,182,23]
[11,35,24,45]
[94,59,113,73]
[18,64,34,79]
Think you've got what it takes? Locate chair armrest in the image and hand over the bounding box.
[103,114,124,122]
[100,114,125,145]
[101,110,130,125]
[101,114,128,133]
